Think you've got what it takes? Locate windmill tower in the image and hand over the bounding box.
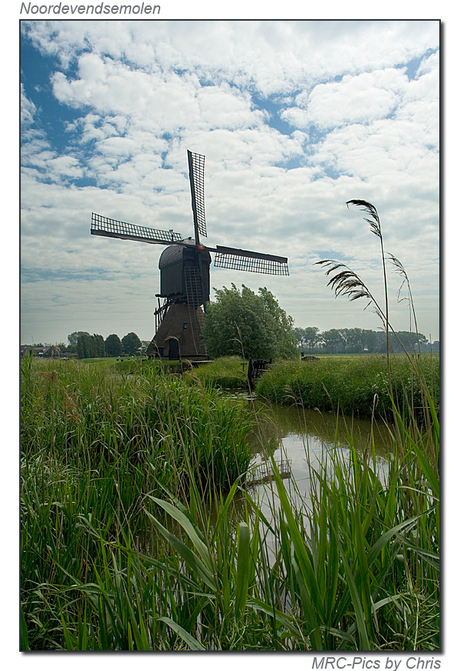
[91,151,289,360]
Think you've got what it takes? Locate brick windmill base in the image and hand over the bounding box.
[146,303,208,361]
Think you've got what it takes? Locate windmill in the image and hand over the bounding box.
[91,150,289,360]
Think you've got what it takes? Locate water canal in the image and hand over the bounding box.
[244,397,393,519]
[142,393,394,554]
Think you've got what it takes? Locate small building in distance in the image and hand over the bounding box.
[20,345,63,358]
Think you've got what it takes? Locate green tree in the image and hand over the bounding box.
[68,331,90,353]
[322,329,346,354]
[76,333,93,359]
[384,331,428,353]
[105,333,122,357]
[202,284,297,360]
[295,326,320,352]
[93,334,105,358]
[362,329,378,352]
[122,332,142,356]
[76,333,105,359]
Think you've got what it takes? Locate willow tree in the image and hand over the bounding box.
[202,284,297,360]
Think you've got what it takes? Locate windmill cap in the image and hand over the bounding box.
[159,242,211,269]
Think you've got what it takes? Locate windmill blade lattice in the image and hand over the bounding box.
[213,245,289,275]
[188,150,207,240]
[91,213,183,245]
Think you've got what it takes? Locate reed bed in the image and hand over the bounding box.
[20,356,254,649]
[135,390,439,651]
[20,355,439,651]
[256,354,439,423]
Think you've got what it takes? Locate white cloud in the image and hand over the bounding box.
[21,84,36,126]
[20,20,439,344]
[23,21,438,94]
[286,69,405,129]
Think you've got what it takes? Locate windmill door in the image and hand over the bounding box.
[168,338,179,360]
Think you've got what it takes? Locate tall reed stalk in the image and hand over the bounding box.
[316,201,438,460]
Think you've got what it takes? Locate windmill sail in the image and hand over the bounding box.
[188,150,207,241]
[91,150,289,361]
[213,245,289,275]
[91,213,183,245]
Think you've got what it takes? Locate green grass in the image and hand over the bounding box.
[256,354,439,422]
[186,356,249,390]
[66,356,182,370]
[74,356,121,365]
[22,413,438,650]
[20,353,439,650]
[126,394,438,651]
[20,356,254,650]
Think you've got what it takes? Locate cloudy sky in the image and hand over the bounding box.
[20,20,439,345]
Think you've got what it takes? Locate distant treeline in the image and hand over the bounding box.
[32,331,148,359]
[295,327,439,355]
[69,331,146,359]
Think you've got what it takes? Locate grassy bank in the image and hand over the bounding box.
[20,356,254,649]
[20,354,439,650]
[186,356,249,390]
[256,354,439,421]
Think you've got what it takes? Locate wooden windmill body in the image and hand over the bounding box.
[91,151,289,360]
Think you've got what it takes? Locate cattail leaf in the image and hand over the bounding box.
[157,616,206,651]
[149,496,214,573]
[235,522,250,618]
[145,511,218,592]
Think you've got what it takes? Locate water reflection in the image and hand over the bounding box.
[245,398,393,517]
